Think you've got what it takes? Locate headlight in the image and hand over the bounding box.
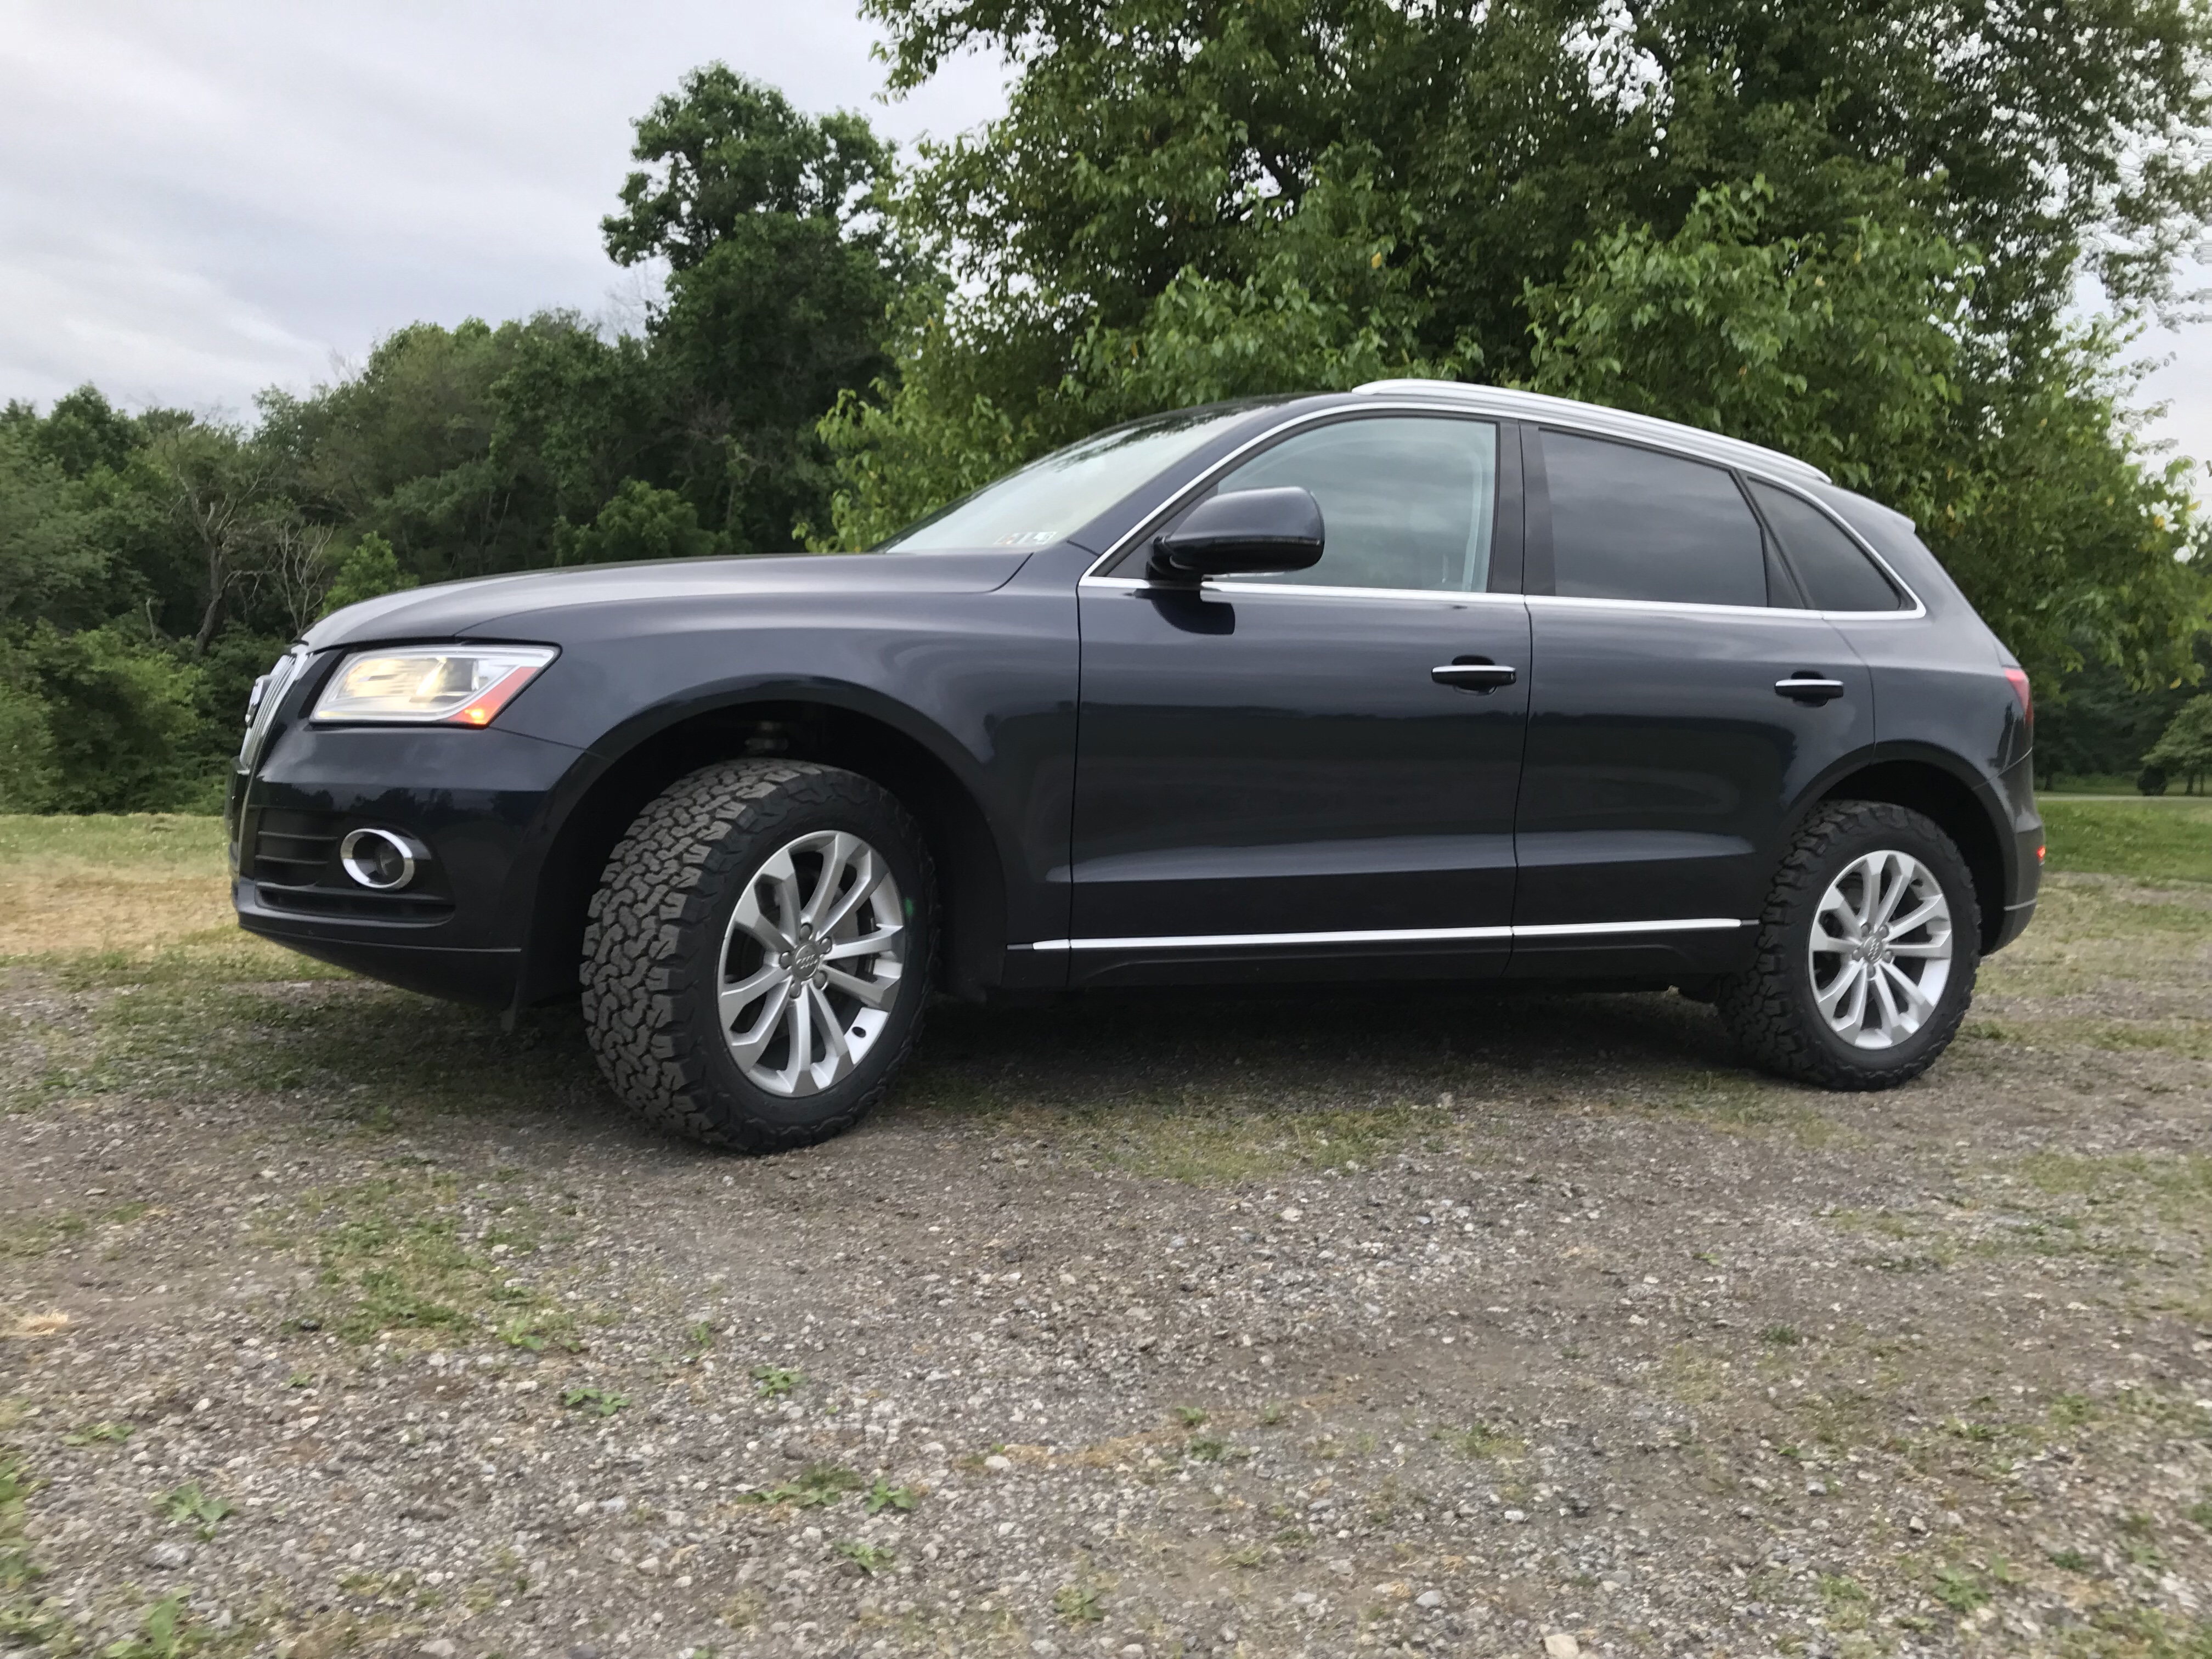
[309,646,557,726]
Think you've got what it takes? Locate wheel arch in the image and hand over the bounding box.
[514,690,1012,1008]
[1802,747,2011,952]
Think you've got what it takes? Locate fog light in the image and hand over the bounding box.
[339,828,422,890]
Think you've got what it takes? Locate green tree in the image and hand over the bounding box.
[826,0,2212,686]
[319,533,419,618]
[604,64,907,555]
[2145,695,2212,793]
[8,624,204,813]
[553,479,720,565]
[0,670,55,811]
[1522,182,2207,682]
[0,424,109,628]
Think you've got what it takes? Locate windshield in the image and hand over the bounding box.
[878,407,1261,552]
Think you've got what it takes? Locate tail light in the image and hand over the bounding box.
[2003,667,2033,732]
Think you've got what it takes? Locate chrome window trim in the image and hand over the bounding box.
[1080,574,1528,607]
[1015,917,1750,952]
[1353,380,1830,484]
[1079,399,1925,618]
[1080,401,1510,583]
[1526,590,1926,623]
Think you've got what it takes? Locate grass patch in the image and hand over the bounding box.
[2019,1152,2212,1228]
[32,976,601,1124]
[1979,876,2212,1001]
[2042,797,2212,885]
[274,1168,574,1347]
[0,813,306,975]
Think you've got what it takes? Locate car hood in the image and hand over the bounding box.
[302,549,1036,651]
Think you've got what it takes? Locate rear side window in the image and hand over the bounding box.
[1214,416,1499,592]
[1542,430,1765,607]
[1747,481,1904,612]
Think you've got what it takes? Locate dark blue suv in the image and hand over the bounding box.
[230,382,2042,1149]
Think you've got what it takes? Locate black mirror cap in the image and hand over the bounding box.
[1148,486,1325,580]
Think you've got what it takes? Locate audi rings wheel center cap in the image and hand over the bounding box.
[789,943,824,977]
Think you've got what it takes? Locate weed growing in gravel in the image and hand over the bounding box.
[751,1363,802,1398]
[1929,1563,1989,1613]
[835,1540,894,1574]
[738,1465,864,1509]
[1437,1423,1523,1459]
[862,1477,918,1515]
[1173,1406,1207,1427]
[560,1386,628,1418]
[157,1481,234,1539]
[1760,1324,1802,1347]
[61,1420,132,1446]
[97,1593,205,1659]
[0,1211,86,1259]
[1,1453,44,1599]
[1052,1580,1107,1625]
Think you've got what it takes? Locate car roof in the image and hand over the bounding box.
[1351,380,1831,486]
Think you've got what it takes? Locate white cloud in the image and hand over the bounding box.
[0,0,1007,415]
[4,1,2208,472]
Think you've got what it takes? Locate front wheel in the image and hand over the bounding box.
[1716,800,1980,1090]
[582,760,935,1150]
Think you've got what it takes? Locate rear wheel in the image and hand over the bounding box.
[582,760,934,1150]
[1716,800,1979,1090]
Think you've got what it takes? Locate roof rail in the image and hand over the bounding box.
[1353,379,1830,485]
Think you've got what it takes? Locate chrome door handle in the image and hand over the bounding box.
[1432,663,1517,691]
[1775,675,1847,703]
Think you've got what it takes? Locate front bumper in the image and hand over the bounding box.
[230,721,587,1007]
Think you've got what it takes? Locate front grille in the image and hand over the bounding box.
[246,809,455,924]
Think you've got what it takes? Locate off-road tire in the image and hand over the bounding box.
[1716,799,1980,1090]
[581,760,935,1150]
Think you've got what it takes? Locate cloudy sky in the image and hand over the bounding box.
[2,1,2207,473]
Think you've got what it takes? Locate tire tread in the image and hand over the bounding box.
[1716,799,1979,1091]
[579,760,933,1150]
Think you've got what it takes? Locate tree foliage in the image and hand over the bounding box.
[0,64,912,811]
[826,0,2212,690]
[5,19,2211,811]
[2145,695,2212,792]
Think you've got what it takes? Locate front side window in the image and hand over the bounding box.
[1543,430,1765,607]
[1747,480,1904,612]
[879,407,1257,552]
[1211,416,1500,592]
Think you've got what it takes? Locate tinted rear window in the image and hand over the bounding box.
[1747,481,1904,611]
[1543,431,1765,607]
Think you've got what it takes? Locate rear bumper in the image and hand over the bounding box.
[1991,754,2042,953]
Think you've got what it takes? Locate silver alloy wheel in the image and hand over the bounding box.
[1808,849,1954,1049]
[718,830,907,1097]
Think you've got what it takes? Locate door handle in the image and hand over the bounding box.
[1432,662,1517,692]
[1775,674,1848,703]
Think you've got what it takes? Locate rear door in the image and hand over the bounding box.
[1065,412,1532,983]
[1510,427,1872,975]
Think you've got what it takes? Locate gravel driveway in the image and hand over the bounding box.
[3,865,2209,1659]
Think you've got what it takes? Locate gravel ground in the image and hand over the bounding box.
[3,871,2210,1659]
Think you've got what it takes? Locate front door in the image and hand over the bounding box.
[1066,413,1532,984]
[1510,426,1874,974]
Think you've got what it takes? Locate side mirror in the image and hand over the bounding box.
[1148,487,1325,580]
